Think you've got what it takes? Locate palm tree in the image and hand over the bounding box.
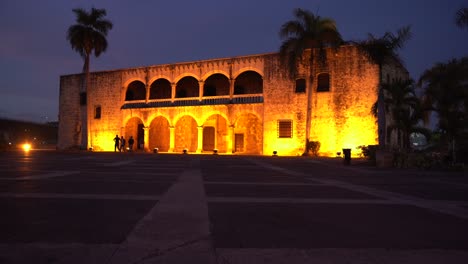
[67,8,113,149]
[355,26,412,148]
[279,8,342,155]
[456,7,468,28]
[418,57,468,163]
[373,79,428,149]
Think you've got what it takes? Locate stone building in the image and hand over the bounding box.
[57,45,407,156]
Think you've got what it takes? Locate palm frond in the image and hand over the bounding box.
[278,8,341,78]
[456,7,468,28]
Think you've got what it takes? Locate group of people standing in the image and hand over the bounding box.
[113,135,135,152]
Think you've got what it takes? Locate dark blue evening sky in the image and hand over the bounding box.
[0,0,467,122]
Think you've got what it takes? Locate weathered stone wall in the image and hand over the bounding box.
[87,71,124,151]
[57,74,81,149]
[309,46,379,156]
[58,46,389,156]
[263,54,307,156]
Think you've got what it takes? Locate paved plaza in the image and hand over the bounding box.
[0,150,467,263]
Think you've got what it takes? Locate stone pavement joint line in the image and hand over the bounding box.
[0,193,160,201]
[104,160,135,167]
[207,197,400,204]
[107,157,216,264]
[0,171,79,180]
[248,159,468,220]
[204,181,326,186]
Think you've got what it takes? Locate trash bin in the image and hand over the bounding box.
[342,148,351,165]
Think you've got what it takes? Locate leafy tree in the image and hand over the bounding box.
[279,8,342,155]
[418,57,468,163]
[355,26,412,148]
[456,7,468,28]
[67,8,113,149]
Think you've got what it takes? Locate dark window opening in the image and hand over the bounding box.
[176,89,187,98]
[94,106,101,119]
[317,73,330,92]
[234,85,245,95]
[204,73,229,96]
[204,85,216,96]
[125,81,146,101]
[295,79,306,93]
[176,76,199,98]
[150,79,172,99]
[234,71,263,94]
[80,92,87,105]
[278,120,293,138]
[126,90,134,100]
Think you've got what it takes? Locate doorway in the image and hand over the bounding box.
[203,126,215,151]
[234,133,244,153]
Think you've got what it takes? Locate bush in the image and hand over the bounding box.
[358,145,378,164]
[307,140,321,156]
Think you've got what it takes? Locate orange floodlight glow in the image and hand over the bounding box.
[22,143,31,152]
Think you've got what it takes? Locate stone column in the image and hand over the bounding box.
[171,83,176,103]
[169,126,175,152]
[145,83,150,103]
[196,126,203,153]
[198,80,204,101]
[227,125,234,153]
[229,78,235,99]
[143,126,150,152]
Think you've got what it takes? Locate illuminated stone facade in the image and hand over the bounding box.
[58,45,407,156]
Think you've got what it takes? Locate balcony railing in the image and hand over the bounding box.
[121,94,263,109]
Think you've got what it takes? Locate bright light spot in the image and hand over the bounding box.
[22,143,31,152]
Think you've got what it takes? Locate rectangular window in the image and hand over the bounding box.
[277,120,293,138]
[317,73,330,92]
[295,79,306,93]
[94,105,101,119]
[79,92,87,105]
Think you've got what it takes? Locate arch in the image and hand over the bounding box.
[123,78,145,89]
[201,110,229,125]
[233,113,263,154]
[176,76,199,98]
[149,116,170,152]
[202,114,228,153]
[150,78,172,99]
[203,73,230,96]
[232,67,264,79]
[174,73,199,84]
[174,115,198,152]
[148,75,172,85]
[201,70,230,81]
[173,112,200,127]
[125,80,146,101]
[124,117,145,150]
[317,72,330,92]
[234,70,263,95]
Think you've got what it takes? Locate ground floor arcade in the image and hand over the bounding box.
[122,112,263,154]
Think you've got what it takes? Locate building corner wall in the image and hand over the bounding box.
[57,75,81,150]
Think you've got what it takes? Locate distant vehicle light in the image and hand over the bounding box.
[22,143,31,152]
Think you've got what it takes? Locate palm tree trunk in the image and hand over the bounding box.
[304,50,315,155]
[377,64,386,148]
[80,54,90,149]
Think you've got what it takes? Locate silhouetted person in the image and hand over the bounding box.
[128,136,135,152]
[120,136,126,152]
[114,135,121,152]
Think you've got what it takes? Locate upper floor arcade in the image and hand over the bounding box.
[117,53,275,110]
[122,70,263,109]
